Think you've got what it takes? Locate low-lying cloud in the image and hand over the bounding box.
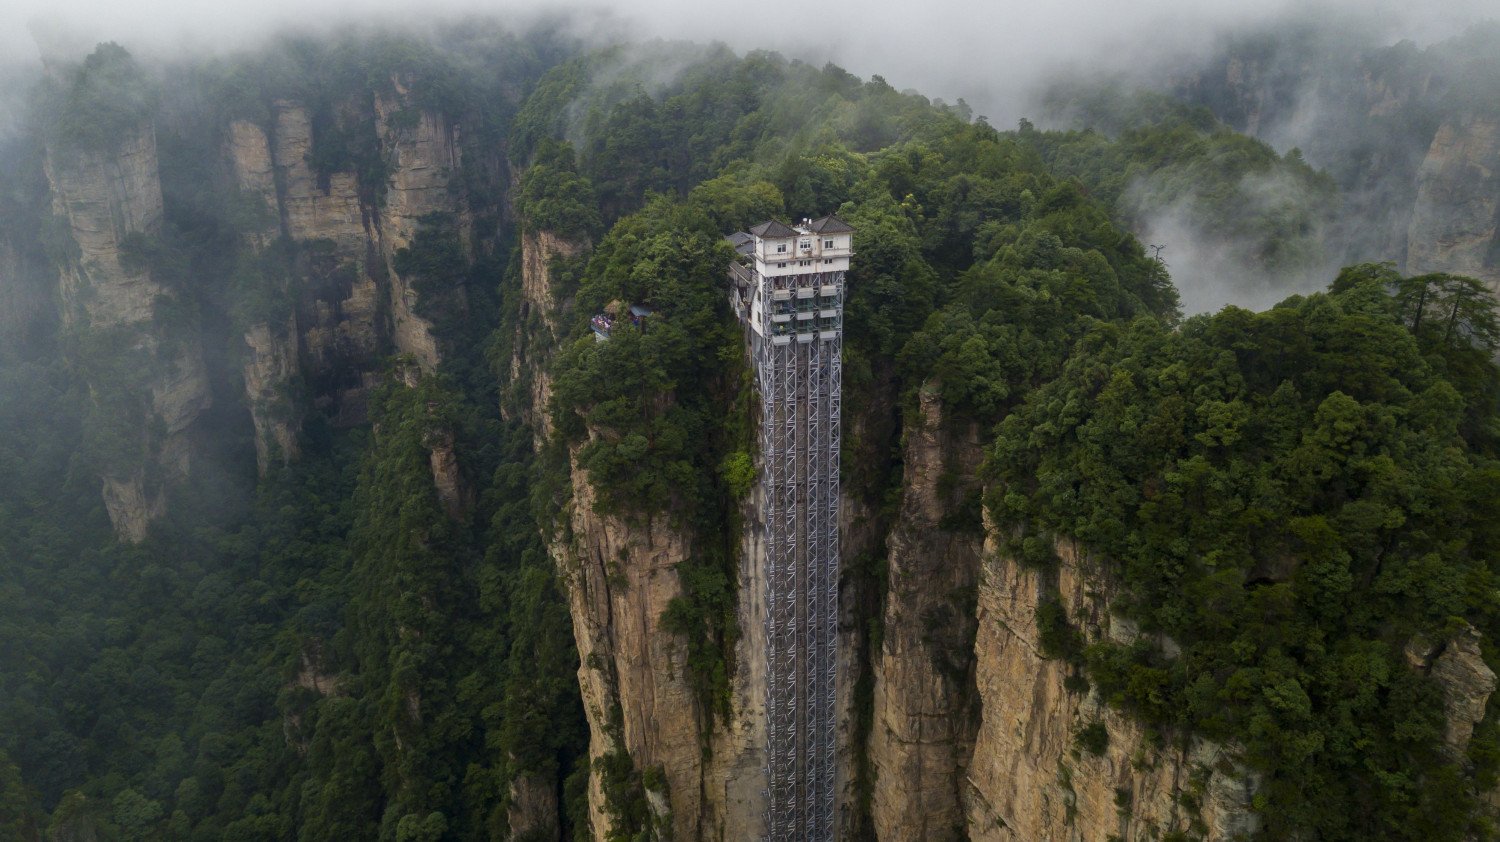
[3,0,1496,315]
[4,0,1494,130]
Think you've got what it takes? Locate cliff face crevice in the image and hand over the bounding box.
[869,387,984,840]
[45,124,212,541]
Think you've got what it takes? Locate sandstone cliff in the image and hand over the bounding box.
[554,458,705,840]
[242,317,301,473]
[508,772,561,841]
[42,79,489,524]
[1407,112,1500,296]
[45,124,211,541]
[964,535,1262,842]
[858,391,1500,841]
[869,386,984,840]
[221,88,476,467]
[858,392,1263,841]
[506,227,584,442]
[1180,35,1500,295]
[514,221,798,840]
[515,223,709,840]
[1406,625,1498,756]
[373,82,466,371]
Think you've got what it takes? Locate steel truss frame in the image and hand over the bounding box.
[756,268,843,842]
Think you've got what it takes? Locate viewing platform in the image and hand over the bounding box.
[590,303,654,341]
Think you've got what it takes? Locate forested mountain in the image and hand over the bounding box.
[0,16,1498,842]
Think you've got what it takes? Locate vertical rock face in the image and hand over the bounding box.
[271,102,367,250]
[242,318,301,473]
[375,85,466,371]
[702,475,770,839]
[558,460,703,840]
[225,119,280,247]
[963,535,1260,841]
[99,476,167,544]
[425,425,468,521]
[227,120,277,199]
[508,228,584,440]
[508,772,561,841]
[45,125,211,541]
[375,87,467,249]
[225,120,303,474]
[266,100,383,428]
[1407,112,1500,295]
[518,224,774,841]
[221,92,475,453]
[1407,624,1498,755]
[518,222,706,839]
[47,127,166,327]
[870,388,984,840]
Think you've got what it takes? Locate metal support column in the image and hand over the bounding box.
[758,267,844,842]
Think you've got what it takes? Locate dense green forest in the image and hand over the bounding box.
[991,266,1500,837]
[1,18,1498,842]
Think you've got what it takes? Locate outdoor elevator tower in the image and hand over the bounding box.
[730,215,853,841]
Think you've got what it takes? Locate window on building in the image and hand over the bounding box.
[823,258,833,264]
[799,239,811,250]
[776,243,787,253]
[824,239,835,248]
[800,260,812,266]
[777,262,787,268]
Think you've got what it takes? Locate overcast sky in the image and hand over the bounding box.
[4,0,1495,127]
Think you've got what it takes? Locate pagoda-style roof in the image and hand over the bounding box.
[805,214,854,234]
[750,219,799,238]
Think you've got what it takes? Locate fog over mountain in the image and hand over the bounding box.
[1,0,1495,315]
[3,0,1495,129]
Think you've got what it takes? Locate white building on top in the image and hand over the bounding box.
[733,215,855,346]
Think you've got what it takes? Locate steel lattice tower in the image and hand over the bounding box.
[730,216,852,841]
